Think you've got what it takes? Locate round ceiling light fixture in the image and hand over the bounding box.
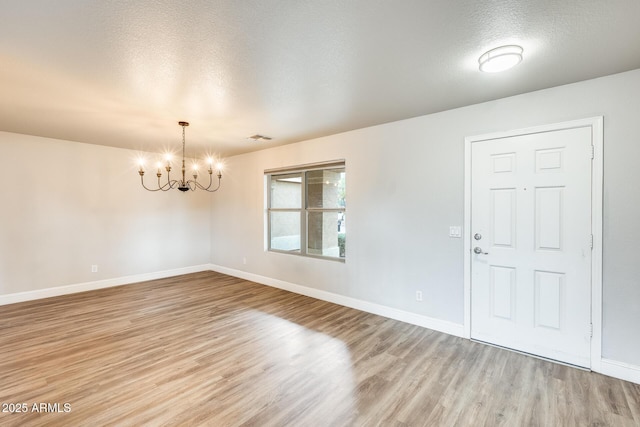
[478,45,523,73]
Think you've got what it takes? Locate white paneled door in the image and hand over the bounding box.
[470,126,593,367]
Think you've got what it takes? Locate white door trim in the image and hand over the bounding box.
[463,117,603,370]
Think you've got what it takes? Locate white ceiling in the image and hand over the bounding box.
[1,1,639,157]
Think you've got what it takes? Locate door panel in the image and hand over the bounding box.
[534,271,563,330]
[490,266,515,320]
[491,189,516,247]
[471,127,592,367]
[535,187,563,250]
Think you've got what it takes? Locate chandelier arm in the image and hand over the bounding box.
[140,175,166,192]
[168,179,180,189]
[157,174,167,191]
[194,174,222,192]
[159,178,180,191]
[206,175,222,192]
[193,173,210,191]
[154,171,174,191]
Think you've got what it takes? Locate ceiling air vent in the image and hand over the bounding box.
[247,134,273,142]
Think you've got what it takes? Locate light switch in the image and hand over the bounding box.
[449,226,462,238]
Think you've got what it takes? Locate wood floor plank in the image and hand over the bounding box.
[0,271,638,426]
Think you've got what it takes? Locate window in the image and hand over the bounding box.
[266,161,346,260]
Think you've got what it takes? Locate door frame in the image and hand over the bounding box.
[463,117,603,370]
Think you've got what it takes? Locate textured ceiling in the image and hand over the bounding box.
[1,1,639,157]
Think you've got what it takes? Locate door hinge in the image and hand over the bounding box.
[589,323,593,338]
[591,145,595,159]
[590,234,594,249]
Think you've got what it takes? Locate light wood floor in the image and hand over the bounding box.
[0,271,638,426]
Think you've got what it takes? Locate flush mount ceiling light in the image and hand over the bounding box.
[138,121,222,192]
[478,45,523,73]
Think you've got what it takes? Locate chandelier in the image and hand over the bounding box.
[138,121,222,192]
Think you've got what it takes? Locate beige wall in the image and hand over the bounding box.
[211,69,640,366]
[0,132,212,294]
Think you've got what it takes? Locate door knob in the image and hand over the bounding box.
[473,247,489,255]
[474,233,482,240]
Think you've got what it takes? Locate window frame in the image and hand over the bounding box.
[266,160,346,261]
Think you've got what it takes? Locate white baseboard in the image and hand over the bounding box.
[3,264,637,385]
[0,264,212,306]
[599,358,640,385]
[209,264,465,338]
[209,266,640,385]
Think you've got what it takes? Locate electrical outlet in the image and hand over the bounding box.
[91,265,98,273]
[449,226,462,238]
[416,291,423,302]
